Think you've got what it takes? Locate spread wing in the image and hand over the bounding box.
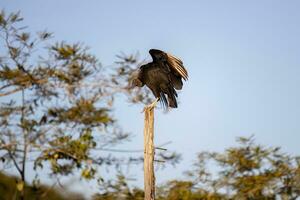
[149,49,188,81]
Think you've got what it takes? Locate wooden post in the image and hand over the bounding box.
[144,106,155,200]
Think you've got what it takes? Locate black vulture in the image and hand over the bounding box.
[132,49,188,108]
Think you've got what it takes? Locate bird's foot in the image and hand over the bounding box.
[148,98,159,109]
[142,98,159,112]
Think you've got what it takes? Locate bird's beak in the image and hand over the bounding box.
[131,79,143,88]
[128,82,135,89]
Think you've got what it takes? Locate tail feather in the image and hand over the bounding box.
[159,92,168,110]
[167,88,178,108]
[159,87,178,109]
[168,96,177,108]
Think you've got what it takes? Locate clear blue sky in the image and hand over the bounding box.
[1,0,300,196]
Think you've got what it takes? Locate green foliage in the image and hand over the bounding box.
[0,172,83,200]
[92,174,144,200]
[156,180,225,200]
[90,137,299,200]
[34,129,96,176]
[0,11,180,200]
[0,9,115,183]
[186,136,300,200]
[47,98,113,126]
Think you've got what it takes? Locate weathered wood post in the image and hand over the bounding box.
[143,105,155,200]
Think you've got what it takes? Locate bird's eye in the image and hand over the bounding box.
[155,54,161,59]
[132,79,143,87]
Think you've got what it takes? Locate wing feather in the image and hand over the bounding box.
[166,53,188,81]
[149,49,188,81]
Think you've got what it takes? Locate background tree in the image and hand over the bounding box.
[0,172,84,200]
[185,136,300,200]
[91,136,300,200]
[0,11,179,200]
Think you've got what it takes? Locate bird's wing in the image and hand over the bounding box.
[149,49,188,81]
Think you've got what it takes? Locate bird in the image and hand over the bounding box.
[132,49,188,109]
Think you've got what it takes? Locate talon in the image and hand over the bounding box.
[142,98,159,112]
[148,98,159,109]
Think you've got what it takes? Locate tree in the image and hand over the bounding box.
[0,172,83,200]
[186,136,300,200]
[91,137,300,200]
[0,11,179,199]
[92,174,144,200]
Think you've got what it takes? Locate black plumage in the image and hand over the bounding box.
[132,49,188,108]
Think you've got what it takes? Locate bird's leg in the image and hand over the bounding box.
[142,98,159,112]
[148,98,159,109]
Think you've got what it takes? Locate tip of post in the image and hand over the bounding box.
[141,106,154,113]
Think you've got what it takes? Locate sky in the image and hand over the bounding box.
[1,0,300,196]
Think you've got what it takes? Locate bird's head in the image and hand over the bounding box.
[129,70,144,88]
[149,49,163,54]
[131,78,144,88]
[149,49,167,62]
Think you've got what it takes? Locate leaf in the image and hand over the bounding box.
[17,32,30,42]
[16,181,24,191]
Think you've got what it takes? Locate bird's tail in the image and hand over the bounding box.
[159,87,178,109]
[168,96,177,108]
[159,92,169,110]
[167,88,178,108]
